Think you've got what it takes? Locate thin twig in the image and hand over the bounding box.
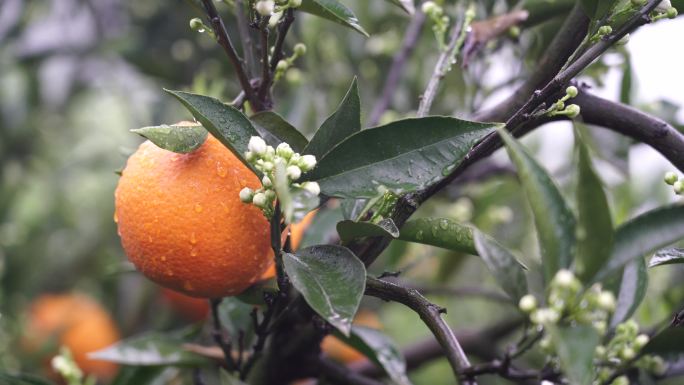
[210,298,238,371]
[235,0,258,77]
[368,11,426,126]
[199,0,259,110]
[417,5,473,117]
[269,9,296,72]
[365,277,477,385]
[257,17,271,102]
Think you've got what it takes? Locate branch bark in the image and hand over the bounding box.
[365,277,477,385]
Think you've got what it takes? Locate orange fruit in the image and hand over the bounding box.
[161,287,210,322]
[115,133,271,298]
[22,294,120,380]
[259,209,317,280]
[320,310,382,363]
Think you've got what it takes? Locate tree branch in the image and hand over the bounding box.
[200,0,260,110]
[365,277,477,385]
[235,0,258,77]
[210,298,238,372]
[573,90,684,172]
[368,11,426,126]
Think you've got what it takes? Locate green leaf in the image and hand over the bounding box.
[165,89,259,171]
[337,218,399,243]
[299,0,369,37]
[575,131,614,282]
[596,205,684,279]
[305,117,498,198]
[131,124,208,154]
[649,248,684,268]
[385,0,415,14]
[548,325,600,385]
[220,369,249,385]
[643,326,684,355]
[283,245,366,336]
[274,161,320,224]
[110,367,178,385]
[251,111,308,153]
[334,326,413,385]
[473,230,528,302]
[0,373,55,385]
[299,207,345,249]
[611,258,648,327]
[498,126,576,283]
[398,218,476,255]
[217,297,257,346]
[88,330,210,366]
[305,78,361,159]
[341,198,369,221]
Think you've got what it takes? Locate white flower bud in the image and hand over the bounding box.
[265,145,276,159]
[248,136,267,155]
[245,151,256,162]
[299,154,317,171]
[665,171,678,185]
[253,192,267,207]
[566,86,578,98]
[255,0,275,16]
[265,189,276,200]
[565,104,581,118]
[620,347,635,361]
[597,291,616,311]
[593,320,607,335]
[276,59,289,72]
[595,345,607,358]
[294,43,307,56]
[674,180,684,194]
[634,334,650,349]
[301,181,321,196]
[286,165,302,180]
[421,1,438,14]
[276,142,294,159]
[612,376,629,385]
[553,269,577,289]
[239,187,254,203]
[269,12,283,28]
[189,18,204,32]
[531,308,560,325]
[262,175,272,187]
[262,161,274,172]
[518,294,537,313]
[656,0,672,12]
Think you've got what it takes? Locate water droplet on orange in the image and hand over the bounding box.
[194,203,203,213]
[190,249,198,257]
[190,232,197,244]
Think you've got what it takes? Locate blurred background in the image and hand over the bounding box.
[1,0,683,383]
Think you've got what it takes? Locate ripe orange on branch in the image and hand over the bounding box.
[115,133,272,298]
[22,293,120,380]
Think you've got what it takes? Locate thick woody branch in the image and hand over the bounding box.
[573,91,684,172]
[365,277,477,385]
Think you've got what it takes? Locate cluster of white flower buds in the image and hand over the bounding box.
[51,348,86,384]
[518,269,667,383]
[275,43,307,82]
[547,86,581,119]
[421,2,450,50]
[239,136,320,217]
[664,171,684,195]
[519,270,616,332]
[643,0,679,19]
[255,0,302,26]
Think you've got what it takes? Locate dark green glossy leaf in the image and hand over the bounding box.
[0,373,55,385]
[580,0,618,20]
[385,0,415,14]
[649,248,684,268]
[88,330,210,366]
[334,326,412,385]
[398,218,476,255]
[611,258,648,327]
[251,111,308,153]
[165,89,259,171]
[283,245,366,336]
[299,0,369,37]
[220,369,249,385]
[473,230,528,302]
[305,78,361,159]
[337,218,399,243]
[218,297,257,346]
[274,161,320,224]
[299,207,344,249]
[597,205,684,279]
[305,117,499,198]
[498,126,576,283]
[643,326,684,355]
[131,124,207,154]
[575,130,613,282]
[341,198,369,221]
[548,325,599,385]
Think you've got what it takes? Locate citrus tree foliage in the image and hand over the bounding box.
[3,1,684,385]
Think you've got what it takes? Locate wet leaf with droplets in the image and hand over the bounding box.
[398,217,477,255]
[336,218,399,243]
[283,245,366,336]
[131,124,208,154]
[250,111,308,153]
[304,117,499,198]
[299,0,369,37]
[649,248,684,268]
[332,326,413,385]
[473,230,528,303]
[164,89,260,174]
